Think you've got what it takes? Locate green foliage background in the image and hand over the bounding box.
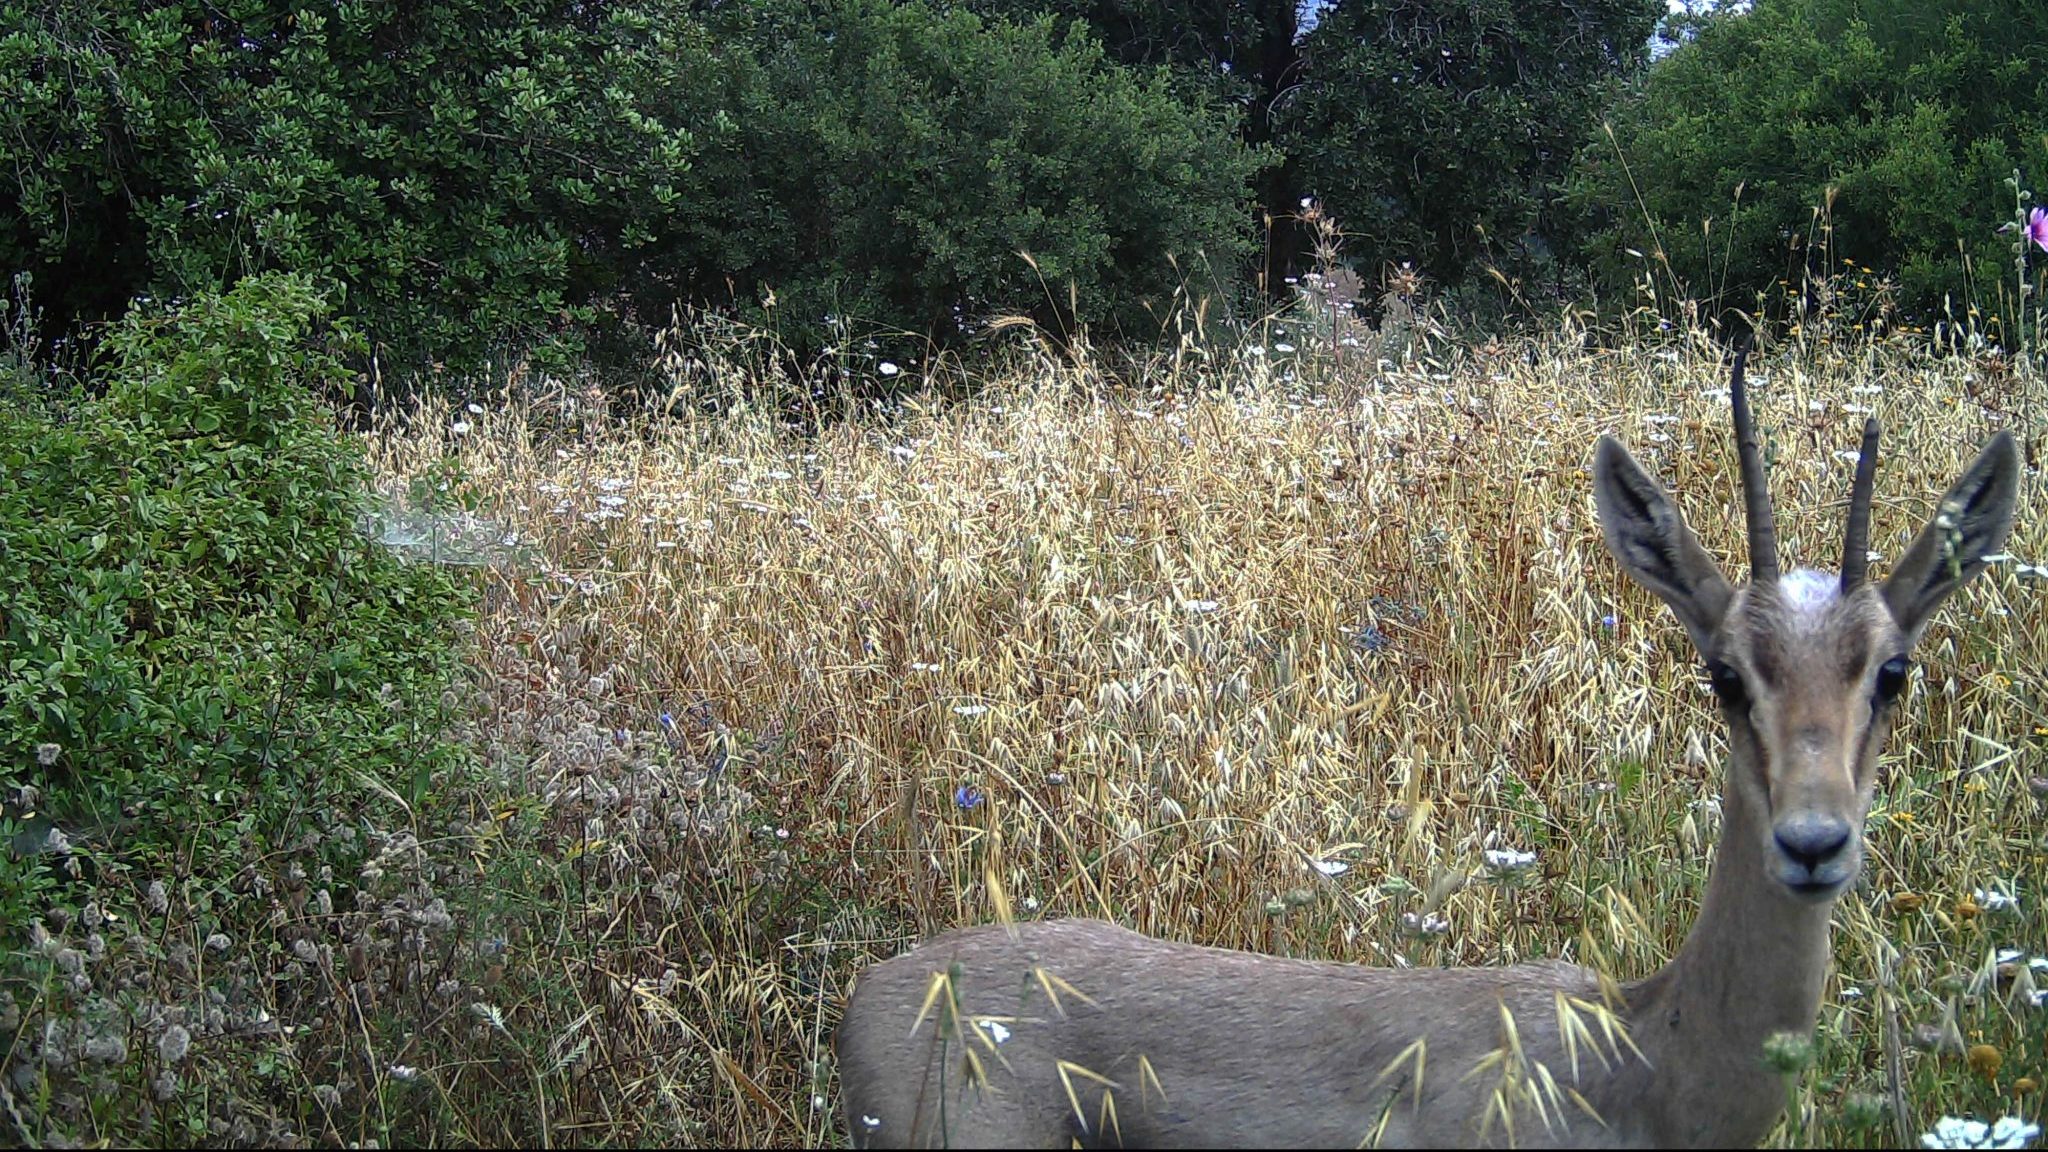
[1,1,717,370]
[967,0,1663,300]
[6,0,2045,357]
[1572,0,2048,324]
[697,0,1267,345]
[1,0,1265,364]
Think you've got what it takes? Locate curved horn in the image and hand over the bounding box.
[1729,350,1779,584]
[1840,417,1881,591]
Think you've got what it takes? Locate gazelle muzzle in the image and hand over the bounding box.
[1769,811,1856,896]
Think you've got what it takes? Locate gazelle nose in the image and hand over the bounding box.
[1773,814,1852,871]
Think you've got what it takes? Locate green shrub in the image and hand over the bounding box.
[1,1,716,373]
[3,0,1263,373]
[1569,0,2048,326]
[692,0,1268,350]
[0,272,472,929]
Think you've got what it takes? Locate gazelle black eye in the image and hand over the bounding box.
[1873,656,1911,705]
[1707,660,1748,707]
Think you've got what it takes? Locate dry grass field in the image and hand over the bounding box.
[357,320,2046,1147]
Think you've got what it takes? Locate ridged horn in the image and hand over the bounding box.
[1729,350,1779,585]
[1840,418,1881,590]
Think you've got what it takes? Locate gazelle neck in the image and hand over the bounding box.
[1622,752,1836,1143]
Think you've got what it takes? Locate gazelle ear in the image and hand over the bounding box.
[1882,431,2022,642]
[1593,435,1734,656]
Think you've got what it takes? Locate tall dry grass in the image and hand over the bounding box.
[363,323,2045,1147]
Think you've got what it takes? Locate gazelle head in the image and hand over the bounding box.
[1593,354,2020,903]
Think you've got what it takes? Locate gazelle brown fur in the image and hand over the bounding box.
[834,354,2021,1148]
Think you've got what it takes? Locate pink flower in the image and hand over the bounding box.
[2028,206,2048,254]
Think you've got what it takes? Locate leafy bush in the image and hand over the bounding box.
[1,1,716,372]
[0,273,472,929]
[3,0,1263,371]
[698,0,1267,348]
[1570,0,2048,325]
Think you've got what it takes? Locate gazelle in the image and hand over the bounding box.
[834,354,2021,1148]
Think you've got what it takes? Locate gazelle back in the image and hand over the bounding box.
[834,354,2020,1148]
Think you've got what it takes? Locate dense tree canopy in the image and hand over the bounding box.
[1,0,1263,366]
[1285,0,1661,290]
[1570,0,2048,326]
[970,0,1663,293]
[699,0,1266,346]
[1,1,718,368]
[28,0,2029,365]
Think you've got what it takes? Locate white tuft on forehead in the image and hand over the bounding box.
[1778,568,1840,625]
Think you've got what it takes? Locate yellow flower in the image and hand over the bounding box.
[1968,1043,2003,1080]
